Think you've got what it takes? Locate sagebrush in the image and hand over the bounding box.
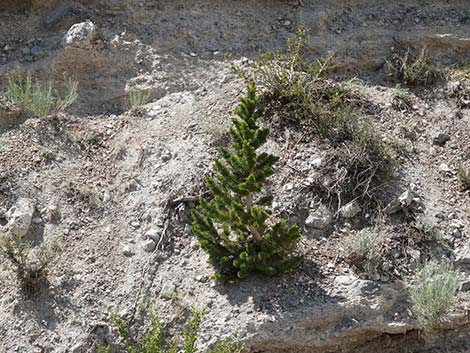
[192,82,301,280]
[410,262,459,330]
[341,229,382,275]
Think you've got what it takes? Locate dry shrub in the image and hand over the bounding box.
[234,24,397,209]
[0,232,61,296]
[316,127,395,209]
[386,48,441,87]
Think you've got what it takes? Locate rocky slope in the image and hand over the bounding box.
[0,1,469,352]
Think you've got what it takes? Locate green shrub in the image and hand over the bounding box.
[126,89,150,110]
[341,229,382,275]
[6,67,78,117]
[97,309,242,353]
[457,164,470,190]
[386,48,440,87]
[0,232,61,296]
[410,262,459,330]
[192,82,301,280]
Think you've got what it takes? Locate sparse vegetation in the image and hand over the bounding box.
[390,86,413,111]
[97,309,242,353]
[0,232,61,296]
[5,67,78,117]
[386,48,441,87]
[39,147,57,161]
[70,127,102,149]
[234,24,395,209]
[341,229,382,275]
[410,262,459,330]
[192,82,301,280]
[409,219,442,244]
[457,164,470,190]
[126,89,151,110]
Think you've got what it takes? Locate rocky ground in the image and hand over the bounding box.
[0,0,469,352]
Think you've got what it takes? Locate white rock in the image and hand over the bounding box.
[122,245,134,257]
[310,157,323,168]
[42,205,59,223]
[398,190,413,207]
[160,283,176,299]
[305,205,333,229]
[190,239,199,250]
[439,163,452,173]
[7,198,35,237]
[145,228,162,243]
[142,239,156,252]
[333,275,357,287]
[64,20,96,48]
[339,201,362,218]
[455,246,470,265]
[384,190,414,214]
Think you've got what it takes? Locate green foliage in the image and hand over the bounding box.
[5,67,78,117]
[126,90,150,110]
[410,262,459,330]
[98,309,242,353]
[341,229,382,275]
[457,163,470,190]
[192,82,301,280]
[0,232,61,296]
[386,48,440,87]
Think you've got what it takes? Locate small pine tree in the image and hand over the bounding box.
[192,82,301,280]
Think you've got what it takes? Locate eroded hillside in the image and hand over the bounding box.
[0,1,469,352]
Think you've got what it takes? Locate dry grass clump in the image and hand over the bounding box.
[6,68,78,117]
[457,164,470,191]
[126,89,151,110]
[390,86,413,112]
[97,309,242,353]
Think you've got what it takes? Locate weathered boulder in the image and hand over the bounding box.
[63,20,96,48]
[6,198,35,237]
[305,205,333,229]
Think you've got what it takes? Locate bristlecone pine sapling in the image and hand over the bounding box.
[192,82,301,280]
